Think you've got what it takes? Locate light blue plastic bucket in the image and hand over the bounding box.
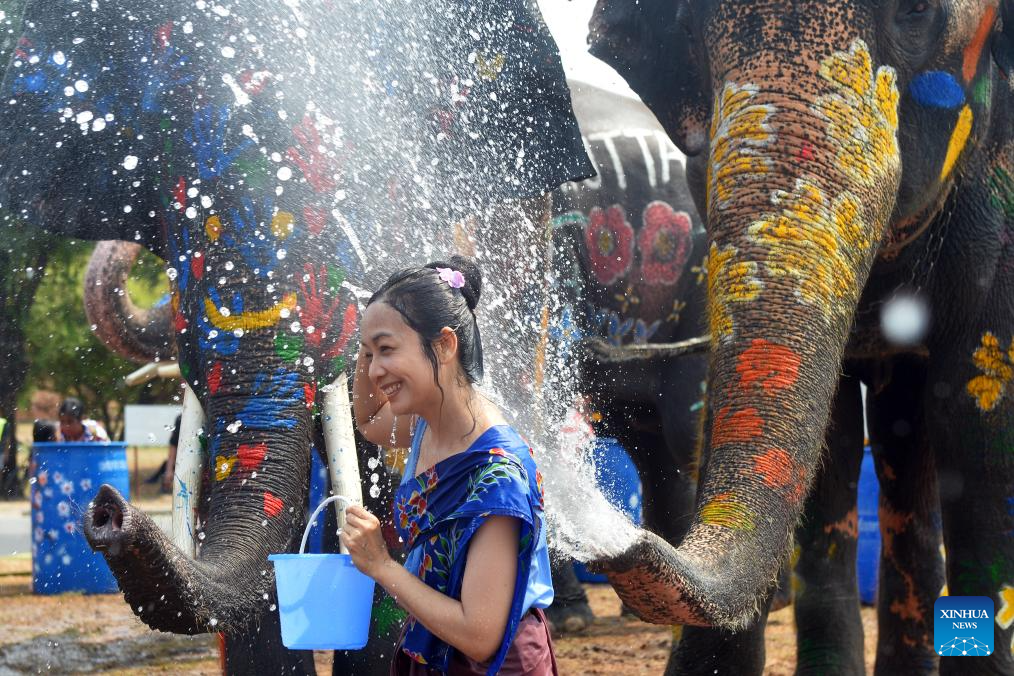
[268,495,376,650]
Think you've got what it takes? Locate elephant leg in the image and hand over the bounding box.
[222,609,317,675]
[927,330,1014,675]
[545,555,595,634]
[794,372,865,675]
[864,356,942,674]
[667,599,773,676]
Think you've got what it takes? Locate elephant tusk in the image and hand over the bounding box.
[321,374,363,555]
[171,384,206,558]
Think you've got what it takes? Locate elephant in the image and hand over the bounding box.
[544,81,709,633]
[588,0,1014,674]
[0,0,595,673]
[76,79,714,651]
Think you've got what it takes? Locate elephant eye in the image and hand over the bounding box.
[910,1,928,14]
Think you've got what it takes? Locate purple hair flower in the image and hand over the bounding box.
[436,267,466,289]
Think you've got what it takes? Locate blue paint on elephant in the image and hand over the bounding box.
[222,197,281,277]
[197,289,241,356]
[908,71,966,109]
[168,226,192,293]
[184,105,255,181]
[238,369,305,430]
[631,318,661,345]
[549,305,584,361]
[140,44,193,114]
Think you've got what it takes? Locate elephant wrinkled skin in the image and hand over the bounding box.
[590,0,1014,674]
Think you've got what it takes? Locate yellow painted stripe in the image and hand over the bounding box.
[205,292,297,333]
[941,105,973,181]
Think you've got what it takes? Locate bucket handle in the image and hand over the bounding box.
[300,495,353,555]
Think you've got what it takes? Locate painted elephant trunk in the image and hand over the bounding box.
[595,42,904,630]
[84,372,314,634]
[84,241,174,364]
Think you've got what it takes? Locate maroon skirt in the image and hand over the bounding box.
[390,608,559,675]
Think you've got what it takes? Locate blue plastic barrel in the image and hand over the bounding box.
[30,442,130,594]
[306,450,328,554]
[574,437,642,583]
[856,446,881,605]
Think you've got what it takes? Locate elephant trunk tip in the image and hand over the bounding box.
[595,529,772,631]
[84,484,132,556]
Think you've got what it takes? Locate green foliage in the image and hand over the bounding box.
[22,240,175,437]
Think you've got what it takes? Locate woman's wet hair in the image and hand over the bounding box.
[368,254,484,386]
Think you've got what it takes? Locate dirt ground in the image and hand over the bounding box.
[3,447,879,673]
[0,572,877,674]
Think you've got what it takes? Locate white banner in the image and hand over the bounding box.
[124,405,183,447]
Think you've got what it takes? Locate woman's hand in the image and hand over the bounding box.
[340,504,394,579]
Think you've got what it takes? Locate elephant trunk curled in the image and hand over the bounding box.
[595,37,903,629]
[84,240,174,364]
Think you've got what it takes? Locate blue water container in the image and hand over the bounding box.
[574,437,642,583]
[30,442,130,594]
[856,446,881,605]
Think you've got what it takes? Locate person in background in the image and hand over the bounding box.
[26,419,59,482]
[57,398,109,443]
[33,420,57,443]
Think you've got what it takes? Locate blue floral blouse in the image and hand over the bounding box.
[393,421,549,674]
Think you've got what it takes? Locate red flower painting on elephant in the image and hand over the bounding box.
[637,201,692,286]
[584,205,635,286]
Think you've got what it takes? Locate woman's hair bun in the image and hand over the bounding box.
[447,255,482,311]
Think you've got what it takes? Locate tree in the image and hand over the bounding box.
[0,0,40,497]
[23,240,175,441]
[0,222,54,497]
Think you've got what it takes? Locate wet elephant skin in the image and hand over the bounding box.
[590,0,1014,674]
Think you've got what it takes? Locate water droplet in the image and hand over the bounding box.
[74,79,89,93]
[209,618,218,627]
[276,248,287,260]
[122,155,139,171]
[221,46,236,58]
[276,166,292,181]
[370,485,381,499]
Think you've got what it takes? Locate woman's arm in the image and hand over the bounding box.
[351,349,414,448]
[341,505,519,664]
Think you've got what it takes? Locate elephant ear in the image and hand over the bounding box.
[993,0,1014,78]
[588,0,709,156]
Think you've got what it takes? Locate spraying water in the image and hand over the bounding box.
[1,0,638,564]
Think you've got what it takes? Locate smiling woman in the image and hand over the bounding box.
[347,255,558,675]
